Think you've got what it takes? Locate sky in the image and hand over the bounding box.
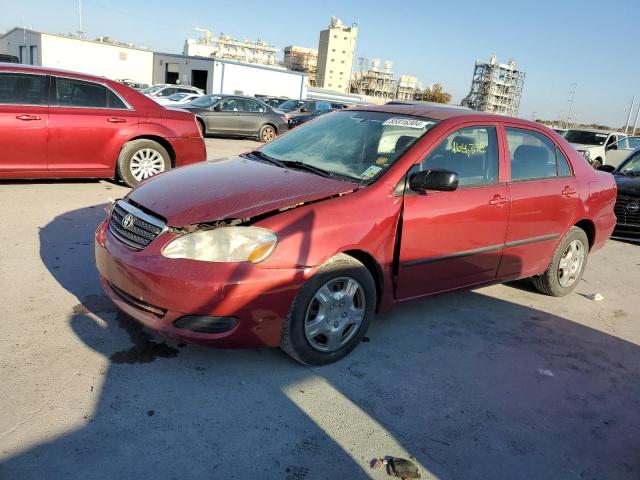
[2,0,640,127]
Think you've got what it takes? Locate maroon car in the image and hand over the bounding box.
[0,63,206,187]
[96,105,617,365]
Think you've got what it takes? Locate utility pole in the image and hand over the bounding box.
[563,83,577,129]
[77,0,84,38]
[624,96,636,134]
[632,103,640,136]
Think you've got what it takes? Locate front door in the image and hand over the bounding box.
[47,76,138,172]
[0,71,48,172]
[498,125,579,278]
[205,97,242,134]
[397,124,510,300]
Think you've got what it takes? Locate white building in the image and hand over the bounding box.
[153,53,307,99]
[0,28,153,85]
[184,30,280,67]
[316,17,358,93]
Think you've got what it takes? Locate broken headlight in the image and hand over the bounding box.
[162,226,277,263]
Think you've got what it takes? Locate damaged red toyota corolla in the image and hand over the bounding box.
[95,104,617,365]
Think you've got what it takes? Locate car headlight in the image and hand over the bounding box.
[162,226,277,263]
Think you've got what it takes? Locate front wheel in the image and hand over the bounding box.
[281,254,376,365]
[532,226,589,296]
[258,124,277,143]
[117,139,170,188]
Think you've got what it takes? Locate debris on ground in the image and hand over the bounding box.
[370,456,421,479]
[587,293,604,301]
[537,368,555,377]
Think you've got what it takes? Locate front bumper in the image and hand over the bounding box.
[95,220,314,347]
[612,222,640,242]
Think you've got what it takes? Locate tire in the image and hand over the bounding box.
[117,139,171,188]
[280,253,376,366]
[532,226,589,296]
[591,158,602,169]
[258,124,277,143]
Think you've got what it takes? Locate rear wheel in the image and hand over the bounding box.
[196,118,206,136]
[281,254,376,365]
[258,124,277,143]
[532,226,589,296]
[117,139,170,188]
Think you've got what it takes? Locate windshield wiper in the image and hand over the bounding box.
[247,150,287,168]
[280,160,335,178]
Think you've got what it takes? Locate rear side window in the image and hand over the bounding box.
[419,126,499,187]
[107,89,127,109]
[0,72,47,105]
[242,100,266,113]
[54,77,108,108]
[506,128,572,180]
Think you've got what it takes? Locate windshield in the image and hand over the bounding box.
[619,151,640,176]
[189,95,221,108]
[258,110,438,182]
[167,93,188,101]
[564,130,609,146]
[279,100,303,111]
[141,85,163,94]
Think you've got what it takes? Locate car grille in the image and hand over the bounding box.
[108,200,166,249]
[614,194,640,227]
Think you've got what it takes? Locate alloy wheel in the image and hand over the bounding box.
[130,148,166,181]
[557,239,585,287]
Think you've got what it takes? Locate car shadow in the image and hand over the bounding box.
[3,204,638,479]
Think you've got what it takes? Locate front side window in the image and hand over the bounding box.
[258,111,438,183]
[619,151,640,176]
[0,72,46,105]
[217,98,240,111]
[53,77,108,108]
[317,101,332,111]
[506,128,571,181]
[419,126,499,187]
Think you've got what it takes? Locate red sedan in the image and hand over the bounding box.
[0,64,205,187]
[95,104,617,365]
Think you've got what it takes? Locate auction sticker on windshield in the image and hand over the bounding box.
[361,165,383,179]
[383,118,433,129]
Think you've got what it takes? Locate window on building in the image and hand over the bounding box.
[332,49,336,52]
[0,72,47,105]
[343,36,347,40]
[53,77,109,108]
[341,60,345,63]
[29,46,37,65]
[506,127,572,181]
[418,126,499,187]
[18,46,27,63]
[119,52,127,61]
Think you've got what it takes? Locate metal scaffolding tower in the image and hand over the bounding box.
[462,55,525,117]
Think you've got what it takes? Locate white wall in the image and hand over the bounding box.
[40,34,153,85]
[219,62,306,98]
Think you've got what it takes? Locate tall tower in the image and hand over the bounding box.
[316,16,358,93]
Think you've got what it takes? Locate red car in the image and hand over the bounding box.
[0,63,205,187]
[95,105,617,365]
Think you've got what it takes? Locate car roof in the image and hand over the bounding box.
[348,102,532,123]
[0,62,111,81]
[565,127,622,134]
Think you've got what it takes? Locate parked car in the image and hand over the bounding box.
[0,53,19,63]
[598,149,640,241]
[286,100,346,119]
[564,128,625,168]
[603,136,640,169]
[277,99,306,113]
[155,92,202,106]
[552,127,567,136]
[288,108,332,128]
[141,84,204,99]
[258,96,290,108]
[0,64,206,187]
[96,104,616,365]
[176,94,288,143]
[116,79,148,90]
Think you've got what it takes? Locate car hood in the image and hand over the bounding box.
[127,157,358,227]
[570,143,600,150]
[614,174,640,196]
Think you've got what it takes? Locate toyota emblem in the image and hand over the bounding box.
[122,214,135,229]
[627,202,640,214]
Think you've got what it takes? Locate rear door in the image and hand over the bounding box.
[497,125,578,278]
[0,71,48,172]
[397,123,510,299]
[47,76,138,172]
[239,99,266,135]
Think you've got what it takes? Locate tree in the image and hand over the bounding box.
[421,83,452,104]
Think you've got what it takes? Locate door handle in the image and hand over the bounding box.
[561,186,576,197]
[16,114,41,121]
[107,117,127,123]
[489,194,509,207]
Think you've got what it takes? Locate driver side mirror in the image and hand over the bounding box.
[212,105,221,112]
[300,107,307,113]
[409,169,459,193]
[597,164,616,173]
[606,144,617,151]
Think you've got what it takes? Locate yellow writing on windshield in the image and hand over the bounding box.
[451,141,486,157]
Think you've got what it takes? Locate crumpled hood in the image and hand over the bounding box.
[127,157,358,227]
[614,174,640,196]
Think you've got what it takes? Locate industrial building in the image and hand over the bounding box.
[316,17,358,93]
[183,29,280,67]
[351,58,395,99]
[153,52,307,99]
[395,75,420,101]
[284,45,318,86]
[462,55,525,116]
[0,27,153,85]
